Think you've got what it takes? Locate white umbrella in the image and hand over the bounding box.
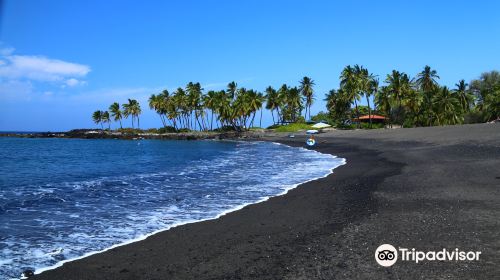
[311,122,331,129]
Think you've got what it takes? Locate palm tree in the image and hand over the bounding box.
[102,111,111,130]
[277,84,289,123]
[299,76,315,120]
[227,81,237,100]
[131,100,142,129]
[217,90,233,128]
[403,88,423,126]
[414,66,439,125]
[149,93,167,127]
[92,110,103,129]
[257,92,266,128]
[454,80,474,113]
[385,70,403,106]
[277,85,302,123]
[203,90,217,130]
[186,82,205,130]
[353,65,375,128]
[122,99,141,129]
[385,70,412,124]
[325,88,351,126]
[433,86,461,125]
[109,102,123,129]
[482,84,500,121]
[340,65,361,127]
[245,90,264,128]
[172,88,188,129]
[122,102,132,128]
[469,70,500,121]
[374,86,392,127]
[416,65,440,92]
[367,77,379,128]
[288,87,303,122]
[265,86,279,124]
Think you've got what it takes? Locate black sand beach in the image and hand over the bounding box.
[32,123,499,279]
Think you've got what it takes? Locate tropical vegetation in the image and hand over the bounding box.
[91,68,499,131]
[325,66,500,128]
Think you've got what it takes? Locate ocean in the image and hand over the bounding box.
[0,138,345,279]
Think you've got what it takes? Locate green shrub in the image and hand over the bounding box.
[464,111,485,124]
[272,123,313,132]
[295,116,306,123]
[266,124,280,129]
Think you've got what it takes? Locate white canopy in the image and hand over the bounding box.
[311,122,331,129]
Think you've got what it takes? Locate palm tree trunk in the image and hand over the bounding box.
[160,115,166,127]
[271,110,275,124]
[398,98,402,127]
[200,112,206,131]
[388,108,392,128]
[137,116,140,129]
[250,112,256,129]
[354,99,360,128]
[366,96,372,128]
[259,108,263,128]
[195,112,202,131]
[119,119,122,129]
[210,111,214,130]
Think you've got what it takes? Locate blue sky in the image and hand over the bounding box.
[1,0,499,131]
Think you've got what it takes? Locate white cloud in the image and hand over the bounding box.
[0,54,90,82]
[64,78,87,87]
[0,45,91,98]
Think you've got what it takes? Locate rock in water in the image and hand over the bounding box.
[22,269,35,278]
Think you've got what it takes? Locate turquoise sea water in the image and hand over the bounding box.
[0,138,344,279]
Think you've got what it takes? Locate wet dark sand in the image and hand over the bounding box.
[32,124,499,279]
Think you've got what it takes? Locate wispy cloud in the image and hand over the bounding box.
[0,44,91,100]
[64,78,87,87]
[0,53,90,82]
[0,45,90,91]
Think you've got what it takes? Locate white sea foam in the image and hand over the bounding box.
[1,141,345,279]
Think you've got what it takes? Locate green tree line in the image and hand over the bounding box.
[325,66,500,128]
[92,68,499,131]
[92,78,315,131]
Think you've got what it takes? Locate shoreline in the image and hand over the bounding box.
[29,141,346,278]
[29,123,500,279]
[0,129,267,141]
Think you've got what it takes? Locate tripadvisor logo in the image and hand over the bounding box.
[375,244,481,267]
